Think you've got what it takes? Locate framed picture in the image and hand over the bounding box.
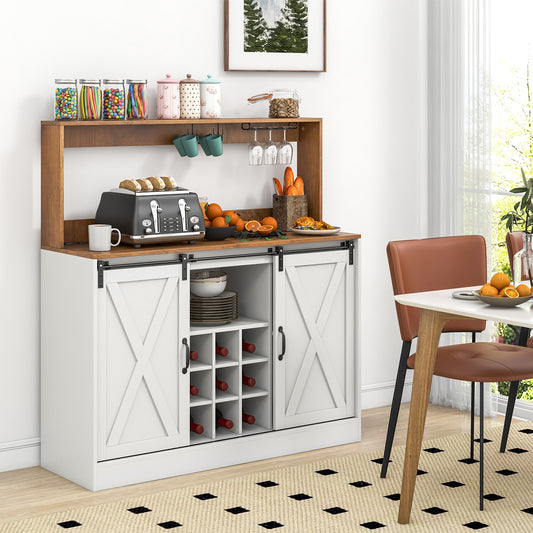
[224,0,326,72]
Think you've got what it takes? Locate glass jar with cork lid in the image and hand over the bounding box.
[247,89,300,118]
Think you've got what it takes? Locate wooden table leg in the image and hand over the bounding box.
[398,309,451,524]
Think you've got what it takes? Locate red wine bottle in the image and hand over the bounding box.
[190,385,199,396]
[190,417,204,434]
[216,409,233,429]
[242,375,256,387]
[216,379,229,391]
[242,412,256,425]
[242,341,256,353]
[216,345,229,356]
[190,350,199,361]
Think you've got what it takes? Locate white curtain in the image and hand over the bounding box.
[427,0,496,415]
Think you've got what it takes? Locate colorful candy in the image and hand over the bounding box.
[55,87,77,120]
[79,81,102,120]
[103,87,125,119]
[127,81,147,119]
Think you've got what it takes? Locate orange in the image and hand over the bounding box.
[479,283,498,297]
[211,216,227,228]
[261,216,278,231]
[502,287,519,298]
[244,220,261,232]
[490,272,511,290]
[206,203,223,221]
[223,210,240,226]
[516,284,531,297]
[204,219,212,228]
[498,285,516,296]
[257,225,274,235]
[235,218,245,231]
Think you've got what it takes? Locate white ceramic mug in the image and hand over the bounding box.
[88,224,121,251]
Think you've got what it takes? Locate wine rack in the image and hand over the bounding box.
[189,324,271,444]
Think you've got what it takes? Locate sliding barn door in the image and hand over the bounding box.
[273,249,355,429]
[97,264,189,460]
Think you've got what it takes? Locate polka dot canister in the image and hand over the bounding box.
[179,74,201,119]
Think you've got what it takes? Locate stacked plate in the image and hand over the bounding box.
[190,290,238,325]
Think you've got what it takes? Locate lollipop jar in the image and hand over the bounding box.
[54,79,78,120]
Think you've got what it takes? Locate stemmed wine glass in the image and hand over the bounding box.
[263,129,278,165]
[248,130,263,165]
[277,128,293,165]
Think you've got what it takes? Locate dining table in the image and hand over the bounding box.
[394,285,533,524]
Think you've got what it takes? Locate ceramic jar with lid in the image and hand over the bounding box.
[157,74,180,119]
[179,74,201,119]
[200,74,221,119]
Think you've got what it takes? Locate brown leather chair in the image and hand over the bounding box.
[383,235,533,510]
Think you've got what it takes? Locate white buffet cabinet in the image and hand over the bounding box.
[41,239,360,490]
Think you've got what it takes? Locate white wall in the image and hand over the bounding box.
[0,0,427,471]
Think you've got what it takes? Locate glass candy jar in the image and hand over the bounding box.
[102,79,125,120]
[126,79,148,119]
[54,79,78,120]
[78,79,102,120]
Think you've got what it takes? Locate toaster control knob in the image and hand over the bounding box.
[157,207,163,214]
[190,215,200,224]
[185,205,191,212]
[145,227,153,235]
[142,218,152,227]
[192,224,200,231]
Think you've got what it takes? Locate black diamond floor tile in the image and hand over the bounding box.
[522,507,533,514]
[519,428,533,434]
[324,506,347,515]
[193,492,217,500]
[422,506,448,515]
[57,521,82,529]
[257,480,279,487]
[315,468,338,476]
[289,493,312,501]
[459,458,479,464]
[424,447,445,454]
[496,469,518,476]
[360,521,386,530]
[157,521,182,529]
[483,493,504,501]
[371,458,391,465]
[225,506,250,514]
[508,447,528,454]
[259,521,284,529]
[349,480,372,488]
[473,438,492,443]
[127,506,152,514]
[442,481,466,488]
[384,493,401,501]
[417,469,428,475]
[463,521,489,529]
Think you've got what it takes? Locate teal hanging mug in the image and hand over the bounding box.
[206,134,223,157]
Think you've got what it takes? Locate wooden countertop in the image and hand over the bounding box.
[42,231,361,260]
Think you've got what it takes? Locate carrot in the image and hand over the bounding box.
[273,177,283,196]
[283,167,294,194]
[286,185,298,195]
[294,176,304,195]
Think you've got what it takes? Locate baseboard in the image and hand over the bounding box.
[497,394,533,421]
[0,438,40,472]
[361,378,413,410]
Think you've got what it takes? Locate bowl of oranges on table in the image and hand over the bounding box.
[475,272,533,307]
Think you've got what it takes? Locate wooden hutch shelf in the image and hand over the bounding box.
[41,118,323,249]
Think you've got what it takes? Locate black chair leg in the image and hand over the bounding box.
[479,382,484,511]
[500,380,519,453]
[380,340,412,478]
[470,382,475,460]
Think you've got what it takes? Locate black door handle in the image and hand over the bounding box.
[278,326,286,361]
[182,338,190,374]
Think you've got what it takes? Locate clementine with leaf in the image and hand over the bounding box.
[206,203,223,220]
[223,210,240,226]
[211,216,228,228]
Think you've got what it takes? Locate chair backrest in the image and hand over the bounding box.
[387,235,487,342]
[506,231,524,280]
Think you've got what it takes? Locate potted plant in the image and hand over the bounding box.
[501,168,533,285]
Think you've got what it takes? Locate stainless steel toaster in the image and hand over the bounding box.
[95,188,205,247]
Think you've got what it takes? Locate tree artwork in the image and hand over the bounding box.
[243,0,309,54]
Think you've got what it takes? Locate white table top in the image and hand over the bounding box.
[394,286,533,328]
